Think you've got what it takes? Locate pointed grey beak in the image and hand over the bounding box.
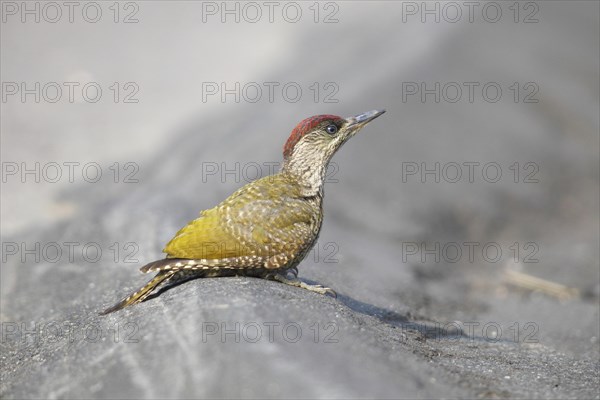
[345,109,386,128]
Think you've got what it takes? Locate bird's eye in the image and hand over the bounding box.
[326,124,338,135]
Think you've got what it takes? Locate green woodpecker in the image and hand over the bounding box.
[101,110,385,314]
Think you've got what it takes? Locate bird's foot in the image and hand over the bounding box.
[270,273,336,297]
[286,267,299,278]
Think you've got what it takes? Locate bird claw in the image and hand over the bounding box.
[303,283,337,298]
[286,267,299,278]
[270,273,336,298]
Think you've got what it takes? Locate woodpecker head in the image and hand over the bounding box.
[282,110,385,194]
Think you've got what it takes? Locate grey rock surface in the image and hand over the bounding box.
[1,1,599,399]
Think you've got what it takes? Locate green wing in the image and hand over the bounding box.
[162,174,320,265]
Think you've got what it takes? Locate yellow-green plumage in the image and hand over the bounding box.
[162,173,323,268]
[101,110,385,314]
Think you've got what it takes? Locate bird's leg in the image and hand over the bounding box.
[287,266,299,278]
[270,273,336,297]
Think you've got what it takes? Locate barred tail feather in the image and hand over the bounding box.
[139,256,268,273]
[139,258,195,273]
[100,270,177,315]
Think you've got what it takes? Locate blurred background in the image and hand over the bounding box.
[1,1,599,399]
